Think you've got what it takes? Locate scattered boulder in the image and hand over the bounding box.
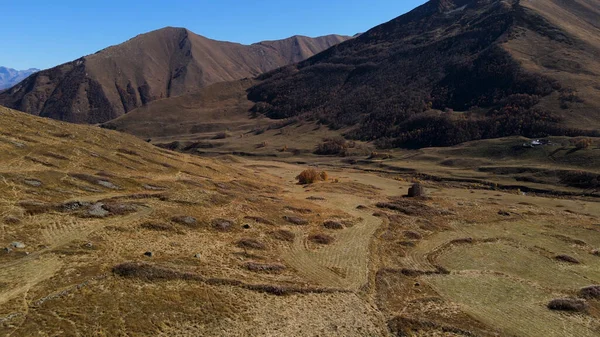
[194,253,201,258]
[98,180,120,190]
[87,203,110,218]
[547,298,588,312]
[579,286,600,299]
[2,247,12,254]
[283,216,308,226]
[10,242,26,249]
[83,242,94,249]
[102,203,137,215]
[24,179,42,187]
[592,249,600,257]
[408,183,425,197]
[144,251,154,258]
[555,255,581,264]
[498,210,511,216]
[172,216,198,226]
[212,218,234,231]
[323,220,344,230]
[242,224,251,229]
[61,201,89,212]
[143,184,166,191]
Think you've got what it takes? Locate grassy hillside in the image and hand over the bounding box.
[247,0,600,148]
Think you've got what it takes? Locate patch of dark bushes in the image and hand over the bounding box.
[314,137,349,156]
[237,238,266,250]
[547,298,588,312]
[309,234,335,245]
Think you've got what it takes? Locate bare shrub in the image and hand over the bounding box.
[573,138,593,149]
[314,137,348,156]
[579,286,600,299]
[555,254,580,264]
[296,168,320,184]
[296,168,329,185]
[141,222,176,232]
[284,206,312,214]
[309,234,335,245]
[213,131,230,140]
[237,238,266,250]
[3,216,20,224]
[271,230,295,242]
[244,262,286,273]
[244,216,274,225]
[404,230,423,240]
[547,298,588,312]
[323,220,344,230]
[113,263,199,281]
[18,200,56,215]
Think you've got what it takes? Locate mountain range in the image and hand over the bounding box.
[0,29,349,123]
[101,0,600,149]
[0,67,39,90]
[2,0,600,149]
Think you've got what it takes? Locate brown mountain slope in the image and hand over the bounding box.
[0,28,350,124]
[247,0,600,148]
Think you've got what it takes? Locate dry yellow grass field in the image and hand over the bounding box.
[2,106,600,336]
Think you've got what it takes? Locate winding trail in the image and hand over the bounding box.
[249,161,388,291]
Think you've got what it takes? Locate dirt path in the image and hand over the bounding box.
[247,161,390,290]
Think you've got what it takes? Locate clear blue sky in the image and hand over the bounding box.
[1,0,427,70]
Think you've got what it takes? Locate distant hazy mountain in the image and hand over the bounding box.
[0,67,39,90]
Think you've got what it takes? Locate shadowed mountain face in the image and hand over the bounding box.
[0,67,39,90]
[0,28,350,124]
[248,0,600,148]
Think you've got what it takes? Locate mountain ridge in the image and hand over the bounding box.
[246,0,600,148]
[0,27,350,124]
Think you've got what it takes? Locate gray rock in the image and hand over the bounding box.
[87,203,110,218]
[10,141,25,148]
[172,216,198,226]
[10,242,25,249]
[212,218,234,231]
[61,201,89,212]
[2,247,12,254]
[194,253,201,258]
[143,184,166,191]
[83,242,94,249]
[24,179,42,187]
[97,180,119,189]
[408,183,426,197]
[283,216,308,226]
